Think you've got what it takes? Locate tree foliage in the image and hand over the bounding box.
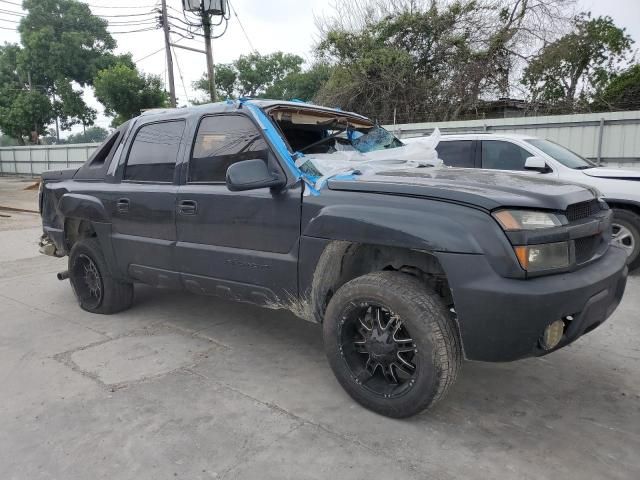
[314,0,575,123]
[522,13,634,108]
[65,126,110,144]
[193,51,327,102]
[0,0,145,142]
[596,64,640,111]
[94,63,168,126]
[16,0,124,129]
[0,44,54,144]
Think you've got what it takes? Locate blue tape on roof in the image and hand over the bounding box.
[243,101,322,196]
[243,102,301,178]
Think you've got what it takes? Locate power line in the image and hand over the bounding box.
[0,8,24,16]
[0,0,21,7]
[171,44,191,104]
[228,1,256,53]
[82,2,158,9]
[135,45,166,63]
[109,27,159,34]
[91,11,157,18]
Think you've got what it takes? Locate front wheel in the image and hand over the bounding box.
[611,208,640,272]
[323,271,462,418]
[68,238,134,314]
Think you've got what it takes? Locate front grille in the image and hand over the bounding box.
[574,235,599,264]
[565,200,600,222]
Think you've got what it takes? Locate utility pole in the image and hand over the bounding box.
[202,5,216,102]
[161,0,177,107]
[28,72,39,144]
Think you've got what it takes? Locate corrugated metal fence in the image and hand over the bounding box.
[387,110,640,168]
[2,110,640,176]
[0,143,98,176]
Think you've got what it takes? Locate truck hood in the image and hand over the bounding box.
[327,167,596,211]
[581,167,640,180]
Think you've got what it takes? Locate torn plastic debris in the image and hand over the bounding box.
[297,128,443,191]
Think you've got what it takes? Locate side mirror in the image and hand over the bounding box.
[524,156,549,172]
[226,159,286,192]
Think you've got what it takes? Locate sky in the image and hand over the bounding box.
[0,0,639,136]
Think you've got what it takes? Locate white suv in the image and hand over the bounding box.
[404,133,640,271]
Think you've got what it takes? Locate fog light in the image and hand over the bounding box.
[541,319,564,350]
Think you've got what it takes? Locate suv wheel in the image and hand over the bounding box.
[69,238,134,314]
[611,208,640,272]
[323,271,461,418]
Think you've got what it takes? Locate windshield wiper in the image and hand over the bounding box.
[574,165,594,170]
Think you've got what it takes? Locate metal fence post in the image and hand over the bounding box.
[13,148,17,175]
[596,118,605,166]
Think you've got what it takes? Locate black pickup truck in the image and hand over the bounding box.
[39,100,628,418]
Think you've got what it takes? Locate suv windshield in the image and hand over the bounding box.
[526,138,596,170]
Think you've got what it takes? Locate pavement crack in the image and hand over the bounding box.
[181,368,429,476]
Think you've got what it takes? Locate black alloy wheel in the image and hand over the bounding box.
[70,253,104,310]
[340,302,418,398]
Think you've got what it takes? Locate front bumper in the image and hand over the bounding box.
[437,245,628,362]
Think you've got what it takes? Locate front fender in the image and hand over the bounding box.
[58,193,110,223]
[304,204,483,253]
[302,198,522,278]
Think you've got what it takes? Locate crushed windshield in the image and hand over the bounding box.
[268,107,441,189]
[526,138,596,169]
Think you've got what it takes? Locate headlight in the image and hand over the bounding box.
[513,242,569,271]
[493,209,563,231]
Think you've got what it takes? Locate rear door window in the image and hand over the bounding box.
[124,120,185,182]
[436,141,475,168]
[481,140,532,171]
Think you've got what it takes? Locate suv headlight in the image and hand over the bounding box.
[513,242,569,271]
[493,209,563,231]
[492,210,569,272]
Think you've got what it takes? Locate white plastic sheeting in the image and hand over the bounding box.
[297,128,443,191]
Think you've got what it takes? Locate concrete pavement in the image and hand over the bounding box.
[0,178,638,479]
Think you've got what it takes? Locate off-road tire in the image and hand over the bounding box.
[323,271,462,418]
[612,208,640,272]
[68,238,133,314]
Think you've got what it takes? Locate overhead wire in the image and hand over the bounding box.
[171,43,191,104]
[228,1,256,53]
[82,3,157,9]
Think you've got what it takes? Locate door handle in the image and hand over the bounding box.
[116,198,130,214]
[178,199,198,215]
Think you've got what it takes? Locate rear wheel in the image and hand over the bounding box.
[611,208,640,272]
[69,238,133,314]
[323,271,461,418]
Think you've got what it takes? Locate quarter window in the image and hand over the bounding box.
[481,140,532,171]
[124,120,185,182]
[189,115,270,183]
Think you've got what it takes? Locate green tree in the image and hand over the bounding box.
[193,63,237,101]
[94,63,168,126]
[17,0,120,129]
[0,43,54,143]
[596,64,640,111]
[193,52,311,101]
[65,126,110,144]
[522,14,634,108]
[264,62,333,101]
[313,0,561,122]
